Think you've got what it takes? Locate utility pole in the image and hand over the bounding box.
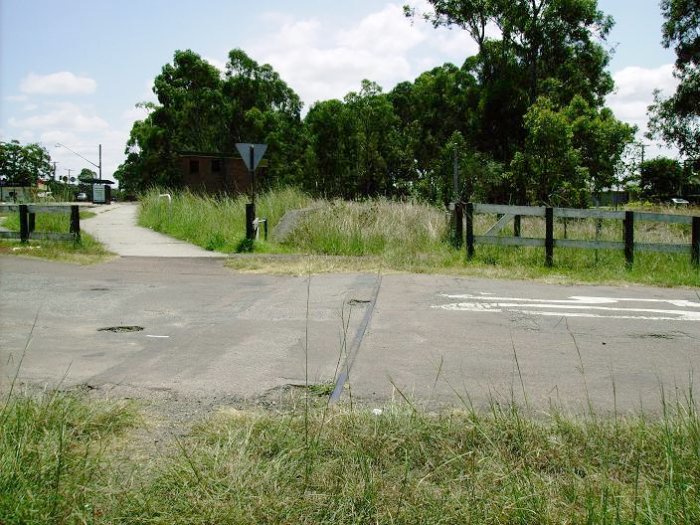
[98,144,102,182]
[53,162,58,181]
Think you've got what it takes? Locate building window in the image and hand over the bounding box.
[189,160,199,174]
[211,159,221,173]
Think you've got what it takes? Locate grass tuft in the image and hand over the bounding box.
[0,390,136,524]
[2,389,699,522]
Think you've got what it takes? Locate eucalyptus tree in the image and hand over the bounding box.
[648,0,700,163]
[117,48,305,192]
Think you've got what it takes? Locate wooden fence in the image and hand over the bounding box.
[452,203,700,268]
[0,204,81,243]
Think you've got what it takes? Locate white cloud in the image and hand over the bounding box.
[336,4,426,55]
[243,2,482,107]
[607,64,679,157]
[9,102,109,133]
[610,65,676,100]
[5,95,29,102]
[121,105,150,124]
[20,72,97,95]
[204,57,227,73]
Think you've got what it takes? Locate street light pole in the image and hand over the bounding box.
[55,142,102,180]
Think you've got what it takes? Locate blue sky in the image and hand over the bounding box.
[0,1,678,180]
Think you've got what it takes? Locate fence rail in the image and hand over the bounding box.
[453,202,700,268]
[0,204,81,243]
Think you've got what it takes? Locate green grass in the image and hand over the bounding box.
[138,187,313,253]
[0,210,111,264]
[2,210,96,232]
[0,390,136,524]
[139,188,700,287]
[2,390,700,523]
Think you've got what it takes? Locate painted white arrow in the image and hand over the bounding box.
[433,294,700,322]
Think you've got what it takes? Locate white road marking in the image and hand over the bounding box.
[146,335,170,338]
[440,294,700,308]
[434,294,700,322]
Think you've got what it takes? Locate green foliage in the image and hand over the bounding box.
[0,140,53,186]
[77,168,97,182]
[0,392,135,523]
[566,96,637,194]
[138,187,313,253]
[648,0,700,162]
[510,97,588,206]
[5,389,700,523]
[119,3,636,207]
[638,157,687,199]
[116,48,304,194]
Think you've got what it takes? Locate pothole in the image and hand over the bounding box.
[348,299,371,306]
[98,326,144,333]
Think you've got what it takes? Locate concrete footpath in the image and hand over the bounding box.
[82,203,226,258]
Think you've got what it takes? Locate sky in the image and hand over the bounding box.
[0,0,679,182]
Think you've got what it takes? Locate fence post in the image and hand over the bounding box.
[466,203,475,259]
[28,212,36,234]
[514,215,521,238]
[453,202,464,248]
[70,205,81,242]
[545,207,554,267]
[19,205,29,243]
[692,216,700,268]
[624,211,634,268]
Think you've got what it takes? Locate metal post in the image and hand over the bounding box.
[70,205,81,242]
[545,207,554,267]
[624,211,634,268]
[19,205,29,243]
[249,145,255,205]
[246,203,256,240]
[595,218,602,265]
[466,203,475,259]
[453,202,464,248]
[691,216,699,268]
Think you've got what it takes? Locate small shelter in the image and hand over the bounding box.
[178,152,265,194]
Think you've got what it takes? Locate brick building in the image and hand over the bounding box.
[179,152,265,194]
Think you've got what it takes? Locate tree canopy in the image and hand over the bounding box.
[116,49,303,193]
[0,140,53,187]
[648,0,700,163]
[118,2,635,206]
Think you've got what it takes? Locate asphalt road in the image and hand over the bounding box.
[2,255,699,412]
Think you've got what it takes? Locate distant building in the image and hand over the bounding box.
[593,190,630,207]
[178,152,265,194]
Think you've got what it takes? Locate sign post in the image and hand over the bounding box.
[236,143,267,240]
